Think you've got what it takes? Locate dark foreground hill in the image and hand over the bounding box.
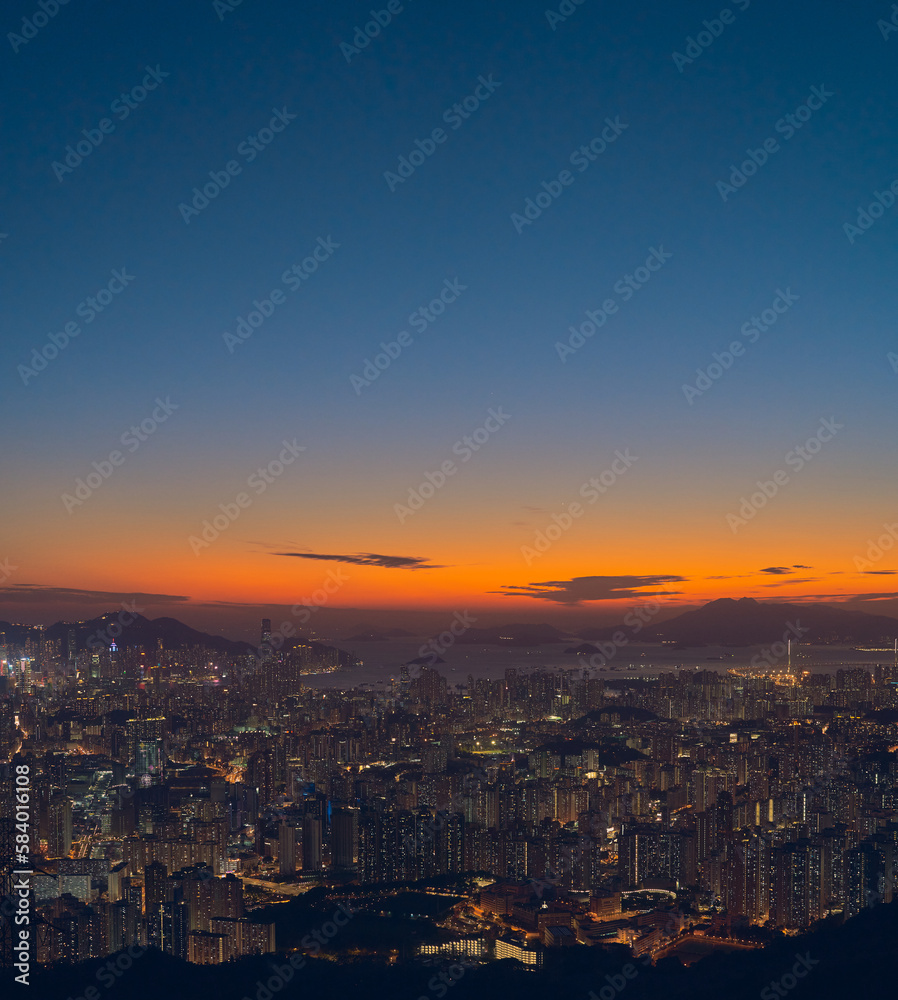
[23,900,898,1000]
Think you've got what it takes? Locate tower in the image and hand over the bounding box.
[331,806,359,870]
[260,619,272,661]
[126,717,166,786]
[302,814,322,873]
[48,793,72,858]
[278,820,297,877]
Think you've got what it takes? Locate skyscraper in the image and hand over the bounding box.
[47,793,72,859]
[278,820,297,877]
[127,717,166,786]
[331,806,359,870]
[302,814,322,873]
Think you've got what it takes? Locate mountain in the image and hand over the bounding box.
[0,613,352,664]
[579,598,898,646]
[0,614,244,654]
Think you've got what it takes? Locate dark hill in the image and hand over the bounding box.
[578,598,898,646]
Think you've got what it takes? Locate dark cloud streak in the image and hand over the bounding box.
[0,585,188,606]
[275,551,444,570]
[495,575,686,604]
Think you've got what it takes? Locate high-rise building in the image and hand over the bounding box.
[260,619,272,661]
[126,717,166,786]
[771,840,826,928]
[47,793,72,858]
[208,917,275,959]
[331,806,359,870]
[302,814,322,873]
[106,899,141,952]
[279,820,297,876]
[144,861,169,914]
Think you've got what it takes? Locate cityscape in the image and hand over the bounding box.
[3,606,898,996]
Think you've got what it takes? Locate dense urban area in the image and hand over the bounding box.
[2,615,897,981]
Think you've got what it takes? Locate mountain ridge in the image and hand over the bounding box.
[0,613,352,664]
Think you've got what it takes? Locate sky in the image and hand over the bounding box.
[2,0,898,639]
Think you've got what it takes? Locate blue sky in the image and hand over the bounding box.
[2,0,898,632]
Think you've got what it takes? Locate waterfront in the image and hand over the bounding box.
[302,641,898,689]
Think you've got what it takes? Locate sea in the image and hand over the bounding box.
[300,640,898,690]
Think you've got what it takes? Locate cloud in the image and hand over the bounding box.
[495,575,686,605]
[765,590,898,604]
[275,551,443,570]
[864,570,897,575]
[0,585,189,606]
[793,564,812,569]
[760,567,794,575]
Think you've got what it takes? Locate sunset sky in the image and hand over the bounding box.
[2,0,897,639]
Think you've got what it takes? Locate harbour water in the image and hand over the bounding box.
[301,640,898,689]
